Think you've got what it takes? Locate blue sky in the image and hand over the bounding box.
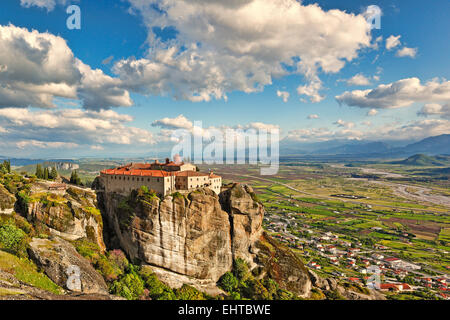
[0,0,449,157]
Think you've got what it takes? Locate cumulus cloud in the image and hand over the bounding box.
[345,73,372,86]
[0,24,132,110]
[151,114,279,146]
[0,108,154,152]
[116,0,372,103]
[308,114,319,119]
[417,103,450,119]
[386,35,401,50]
[396,47,418,58]
[277,90,289,103]
[367,109,378,116]
[336,77,450,109]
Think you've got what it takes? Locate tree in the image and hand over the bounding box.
[2,160,11,173]
[35,164,44,179]
[50,167,58,180]
[43,167,49,180]
[218,272,238,292]
[70,170,82,186]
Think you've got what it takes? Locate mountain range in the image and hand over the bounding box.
[280,134,450,158]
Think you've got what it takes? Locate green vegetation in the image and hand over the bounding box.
[0,224,28,257]
[70,170,83,186]
[217,258,297,300]
[0,250,63,295]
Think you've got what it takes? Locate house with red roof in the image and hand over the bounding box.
[100,158,222,196]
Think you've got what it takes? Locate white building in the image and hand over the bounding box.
[100,159,222,196]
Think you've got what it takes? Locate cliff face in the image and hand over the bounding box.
[0,185,15,214]
[98,182,312,297]
[99,188,233,282]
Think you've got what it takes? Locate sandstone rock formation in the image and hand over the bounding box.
[26,187,105,251]
[100,188,232,282]
[219,184,264,266]
[28,237,108,295]
[98,182,313,297]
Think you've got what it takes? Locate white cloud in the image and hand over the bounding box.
[334,119,355,129]
[285,119,450,143]
[417,103,450,119]
[297,77,324,103]
[396,47,417,58]
[336,77,450,109]
[386,35,401,50]
[0,24,132,110]
[16,140,78,150]
[20,0,75,11]
[0,108,154,151]
[367,109,378,116]
[243,122,279,132]
[277,90,289,103]
[117,0,372,103]
[285,127,363,142]
[308,114,319,119]
[345,73,371,86]
[151,114,193,130]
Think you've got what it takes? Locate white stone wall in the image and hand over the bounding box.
[101,173,169,196]
[101,172,221,196]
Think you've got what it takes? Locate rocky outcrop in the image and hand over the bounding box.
[100,188,232,282]
[98,182,312,297]
[219,184,264,267]
[26,187,105,251]
[255,233,312,298]
[0,185,15,215]
[28,237,108,295]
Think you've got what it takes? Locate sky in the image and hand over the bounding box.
[0,0,449,158]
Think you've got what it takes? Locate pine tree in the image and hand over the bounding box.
[50,167,58,180]
[3,160,11,173]
[43,167,49,180]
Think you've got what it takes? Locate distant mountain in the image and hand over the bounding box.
[315,141,392,155]
[399,134,450,155]
[0,157,76,167]
[279,134,450,158]
[392,154,450,166]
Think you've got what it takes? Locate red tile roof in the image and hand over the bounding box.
[101,168,174,177]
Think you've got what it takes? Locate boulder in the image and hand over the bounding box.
[27,187,105,251]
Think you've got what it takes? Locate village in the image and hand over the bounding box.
[263,208,449,300]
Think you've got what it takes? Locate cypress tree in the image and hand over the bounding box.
[35,164,43,179]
